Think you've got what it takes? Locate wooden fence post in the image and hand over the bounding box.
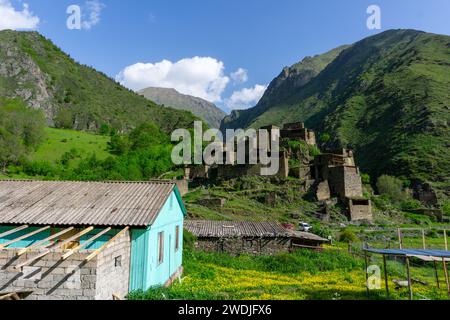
[405,257,413,300]
[397,228,403,249]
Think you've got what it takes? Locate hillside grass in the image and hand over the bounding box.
[32,127,111,165]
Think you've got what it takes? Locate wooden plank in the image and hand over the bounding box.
[57,227,94,249]
[85,227,129,262]
[17,227,74,256]
[15,250,50,270]
[0,226,50,249]
[14,227,94,270]
[62,227,111,260]
[0,225,29,239]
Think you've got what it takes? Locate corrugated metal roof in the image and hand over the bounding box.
[289,230,328,242]
[0,180,177,227]
[184,220,292,238]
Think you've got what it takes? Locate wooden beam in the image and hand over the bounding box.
[443,258,450,297]
[17,227,74,256]
[0,225,29,239]
[14,227,94,270]
[57,227,94,249]
[0,226,50,250]
[405,257,413,300]
[85,227,129,262]
[62,227,111,260]
[383,255,390,299]
[15,250,51,270]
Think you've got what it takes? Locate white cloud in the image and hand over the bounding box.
[0,0,39,30]
[116,56,230,103]
[81,0,105,30]
[225,84,267,110]
[230,68,248,84]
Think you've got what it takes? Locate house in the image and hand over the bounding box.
[184,220,328,255]
[0,180,186,300]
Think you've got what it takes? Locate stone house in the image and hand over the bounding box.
[0,180,187,300]
[184,220,328,255]
[311,149,372,221]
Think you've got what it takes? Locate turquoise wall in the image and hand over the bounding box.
[0,226,51,248]
[129,190,185,291]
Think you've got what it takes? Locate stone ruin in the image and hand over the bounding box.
[311,149,372,221]
[185,123,373,222]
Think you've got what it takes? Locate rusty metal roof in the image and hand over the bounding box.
[184,220,292,238]
[0,180,177,227]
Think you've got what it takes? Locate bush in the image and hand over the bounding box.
[361,173,371,185]
[183,230,196,251]
[376,175,408,203]
[338,229,358,243]
[320,133,331,143]
[400,199,422,211]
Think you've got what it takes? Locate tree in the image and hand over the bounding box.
[376,175,407,203]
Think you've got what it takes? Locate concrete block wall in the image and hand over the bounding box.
[0,230,132,300]
[95,230,131,300]
[0,249,98,300]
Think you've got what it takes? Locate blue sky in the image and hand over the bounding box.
[2,0,450,112]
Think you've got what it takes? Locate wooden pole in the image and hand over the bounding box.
[405,257,413,300]
[434,260,440,289]
[397,228,403,249]
[444,230,448,251]
[383,255,389,299]
[443,258,450,297]
[422,229,426,250]
[364,250,370,297]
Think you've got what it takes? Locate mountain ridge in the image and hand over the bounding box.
[0,30,197,134]
[221,29,450,194]
[138,87,226,128]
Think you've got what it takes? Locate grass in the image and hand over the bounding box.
[128,248,450,300]
[32,127,111,165]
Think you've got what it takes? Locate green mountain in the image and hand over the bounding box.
[222,29,450,194]
[0,30,197,134]
[139,87,226,128]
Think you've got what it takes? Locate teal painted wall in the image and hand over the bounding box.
[0,226,51,248]
[129,191,184,291]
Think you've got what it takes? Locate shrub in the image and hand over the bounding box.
[183,230,196,251]
[320,133,331,143]
[376,175,407,203]
[338,229,358,243]
[400,199,422,211]
[361,173,371,185]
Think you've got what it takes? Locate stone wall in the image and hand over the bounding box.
[0,230,131,300]
[194,237,291,256]
[348,199,373,221]
[327,166,363,201]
